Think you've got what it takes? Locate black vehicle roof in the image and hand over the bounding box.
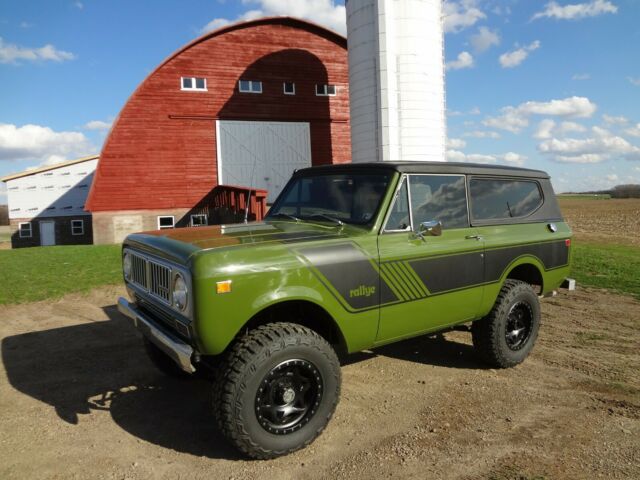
[296,161,550,179]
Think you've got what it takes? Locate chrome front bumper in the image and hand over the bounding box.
[117,296,195,373]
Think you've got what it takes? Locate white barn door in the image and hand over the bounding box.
[216,120,312,202]
[40,221,55,246]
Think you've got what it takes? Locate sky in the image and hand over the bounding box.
[0,0,639,201]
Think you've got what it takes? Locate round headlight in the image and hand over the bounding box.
[123,253,132,279]
[173,273,188,311]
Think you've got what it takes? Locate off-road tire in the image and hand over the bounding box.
[472,279,541,368]
[143,337,191,378]
[212,322,341,459]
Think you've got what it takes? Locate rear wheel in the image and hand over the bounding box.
[212,322,341,459]
[472,279,541,368]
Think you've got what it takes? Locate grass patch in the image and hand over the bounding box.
[575,331,610,345]
[572,243,640,300]
[0,244,122,304]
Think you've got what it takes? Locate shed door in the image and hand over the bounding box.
[40,221,55,246]
[216,120,312,202]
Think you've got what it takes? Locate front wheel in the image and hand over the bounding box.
[472,279,541,368]
[212,323,341,459]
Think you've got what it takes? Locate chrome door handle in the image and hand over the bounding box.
[465,235,483,241]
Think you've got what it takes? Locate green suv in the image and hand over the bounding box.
[118,162,573,458]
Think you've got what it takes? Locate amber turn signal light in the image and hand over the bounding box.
[216,280,233,294]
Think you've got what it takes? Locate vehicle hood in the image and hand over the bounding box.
[123,221,353,263]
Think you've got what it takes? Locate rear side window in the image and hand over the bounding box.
[409,175,468,229]
[470,178,543,221]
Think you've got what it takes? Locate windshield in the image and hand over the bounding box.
[267,172,393,225]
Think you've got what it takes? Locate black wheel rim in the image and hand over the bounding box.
[505,301,533,351]
[255,359,323,435]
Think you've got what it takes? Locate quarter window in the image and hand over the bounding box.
[71,219,84,236]
[315,84,336,96]
[19,222,32,238]
[409,175,468,230]
[181,77,207,91]
[157,216,175,230]
[190,214,208,227]
[238,80,262,93]
[470,179,543,221]
[283,82,295,95]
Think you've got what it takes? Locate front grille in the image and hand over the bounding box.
[150,261,171,302]
[128,251,172,305]
[131,254,147,287]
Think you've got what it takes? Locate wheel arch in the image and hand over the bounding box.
[241,299,349,358]
[504,260,544,294]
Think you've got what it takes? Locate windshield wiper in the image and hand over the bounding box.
[268,212,300,222]
[306,214,344,227]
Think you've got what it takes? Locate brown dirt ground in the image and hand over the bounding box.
[558,198,640,247]
[1,284,638,480]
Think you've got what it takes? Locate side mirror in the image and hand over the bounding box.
[416,220,442,240]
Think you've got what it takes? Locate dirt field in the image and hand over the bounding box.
[559,198,640,246]
[1,284,638,480]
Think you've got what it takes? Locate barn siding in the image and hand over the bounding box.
[87,20,350,213]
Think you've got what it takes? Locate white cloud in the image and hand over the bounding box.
[470,26,500,53]
[559,121,587,134]
[0,123,95,164]
[603,114,629,126]
[443,0,486,34]
[446,51,474,71]
[499,40,540,68]
[532,1,618,21]
[629,77,640,87]
[201,0,347,35]
[539,129,640,163]
[463,130,501,139]
[625,123,640,137]
[0,37,75,64]
[447,107,480,117]
[447,138,467,149]
[534,119,556,139]
[19,21,34,29]
[483,96,597,133]
[74,1,84,9]
[83,120,112,131]
[572,73,590,80]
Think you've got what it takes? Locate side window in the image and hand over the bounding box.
[384,178,410,231]
[409,175,468,230]
[470,179,542,221]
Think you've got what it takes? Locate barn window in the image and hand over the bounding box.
[19,222,32,238]
[283,82,296,95]
[181,77,207,91]
[157,216,175,230]
[238,80,263,93]
[190,214,208,227]
[316,84,337,96]
[71,219,84,236]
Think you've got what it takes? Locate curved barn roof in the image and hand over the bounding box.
[86,17,348,212]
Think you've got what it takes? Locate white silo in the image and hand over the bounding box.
[346,0,446,162]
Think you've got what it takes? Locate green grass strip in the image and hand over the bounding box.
[571,242,640,300]
[0,244,122,305]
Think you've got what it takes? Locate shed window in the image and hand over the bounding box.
[316,84,337,96]
[71,219,84,236]
[283,82,296,95]
[19,222,32,238]
[238,80,262,93]
[190,214,208,227]
[181,77,207,91]
[470,179,543,221]
[157,216,175,230]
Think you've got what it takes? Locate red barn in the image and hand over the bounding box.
[87,17,350,244]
